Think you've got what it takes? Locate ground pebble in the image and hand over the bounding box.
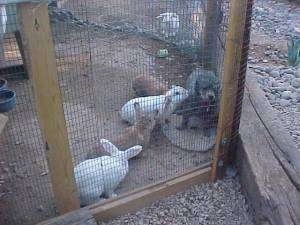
[269,70,280,78]
[99,178,254,225]
[295,70,300,78]
[291,78,300,88]
[281,91,293,100]
[278,99,290,107]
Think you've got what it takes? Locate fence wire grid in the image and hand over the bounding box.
[0,0,252,224]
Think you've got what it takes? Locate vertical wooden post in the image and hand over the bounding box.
[203,0,219,71]
[17,2,80,213]
[211,0,249,181]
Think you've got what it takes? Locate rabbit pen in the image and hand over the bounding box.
[0,0,252,224]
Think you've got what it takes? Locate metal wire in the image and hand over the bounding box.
[0,0,253,224]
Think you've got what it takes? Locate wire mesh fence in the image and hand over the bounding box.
[0,0,253,224]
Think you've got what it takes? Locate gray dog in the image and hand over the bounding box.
[174,68,220,136]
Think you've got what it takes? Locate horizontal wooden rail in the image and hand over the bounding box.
[89,163,211,222]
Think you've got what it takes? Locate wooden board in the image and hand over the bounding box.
[211,0,249,180]
[37,208,97,225]
[0,113,8,134]
[237,72,300,225]
[89,164,211,222]
[17,3,80,213]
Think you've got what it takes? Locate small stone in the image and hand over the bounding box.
[269,70,280,78]
[262,59,268,63]
[272,84,287,92]
[282,73,295,81]
[264,67,272,73]
[291,78,300,88]
[282,69,294,75]
[295,70,300,78]
[267,94,276,101]
[281,91,292,100]
[278,99,290,107]
[256,75,267,85]
[287,86,296,92]
[292,93,300,102]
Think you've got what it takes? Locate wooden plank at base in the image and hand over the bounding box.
[0,114,8,134]
[37,208,97,225]
[89,165,211,222]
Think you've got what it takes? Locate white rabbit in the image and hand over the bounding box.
[121,85,188,125]
[75,139,142,206]
[156,12,180,38]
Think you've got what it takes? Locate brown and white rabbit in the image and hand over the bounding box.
[132,75,169,97]
[114,102,158,150]
[86,102,158,159]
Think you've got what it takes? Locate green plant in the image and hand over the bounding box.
[287,37,300,67]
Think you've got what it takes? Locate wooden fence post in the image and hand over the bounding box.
[17,2,80,213]
[203,0,219,71]
[211,0,250,181]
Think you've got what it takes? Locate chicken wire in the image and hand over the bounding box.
[0,0,251,224]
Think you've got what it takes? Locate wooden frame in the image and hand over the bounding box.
[37,164,211,224]
[211,0,250,181]
[10,0,252,223]
[17,2,80,213]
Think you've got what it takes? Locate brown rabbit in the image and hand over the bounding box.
[132,75,169,97]
[86,102,158,159]
[114,102,158,151]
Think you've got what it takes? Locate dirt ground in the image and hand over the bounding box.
[0,1,215,224]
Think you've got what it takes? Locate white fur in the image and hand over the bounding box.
[156,12,180,38]
[0,5,7,35]
[0,5,7,59]
[74,139,142,206]
[121,85,188,125]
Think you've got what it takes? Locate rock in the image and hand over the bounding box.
[262,87,271,93]
[256,75,267,85]
[272,83,288,92]
[291,78,300,88]
[281,91,292,100]
[267,94,276,101]
[295,70,300,78]
[278,99,290,107]
[287,86,296,92]
[262,59,268,63]
[269,70,280,78]
[268,79,279,87]
[282,68,294,75]
[292,92,300,102]
[282,73,295,82]
[264,67,272,73]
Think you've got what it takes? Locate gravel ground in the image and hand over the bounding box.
[250,0,300,149]
[98,176,254,225]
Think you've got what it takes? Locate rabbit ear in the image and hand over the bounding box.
[123,145,143,160]
[100,139,119,156]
